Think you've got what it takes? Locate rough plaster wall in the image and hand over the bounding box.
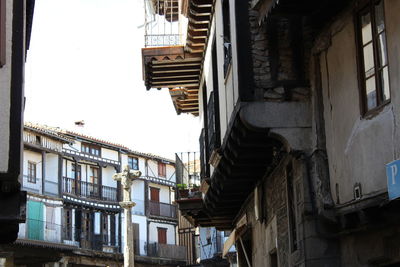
[45,153,58,182]
[132,215,147,255]
[131,180,145,215]
[385,0,400,160]
[148,183,170,203]
[322,11,394,204]
[102,166,117,187]
[101,147,118,161]
[0,0,13,173]
[148,222,175,245]
[166,164,175,182]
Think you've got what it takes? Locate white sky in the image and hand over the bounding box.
[24,0,201,159]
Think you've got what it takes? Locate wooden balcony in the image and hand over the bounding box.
[141,0,213,116]
[148,201,177,220]
[147,242,186,261]
[62,177,118,202]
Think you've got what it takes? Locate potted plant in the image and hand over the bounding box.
[190,184,200,192]
[177,183,189,198]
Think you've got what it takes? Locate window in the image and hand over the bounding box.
[90,167,99,185]
[356,0,390,114]
[0,0,5,67]
[205,228,212,245]
[83,211,91,241]
[222,0,231,76]
[102,213,109,243]
[90,166,99,196]
[35,136,41,145]
[81,143,101,156]
[72,163,81,180]
[128,156,139,170]
[64,209,72,240]
[28,161,37,183]
[158,162,166,177]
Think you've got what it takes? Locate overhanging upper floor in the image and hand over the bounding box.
[141,0,213,116]
[178,100,312,229]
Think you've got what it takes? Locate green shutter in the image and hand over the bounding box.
[27,201,44,240]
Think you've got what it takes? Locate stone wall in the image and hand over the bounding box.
[249,5,312,103]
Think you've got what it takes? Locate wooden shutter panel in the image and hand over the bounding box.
[157,228,167,244]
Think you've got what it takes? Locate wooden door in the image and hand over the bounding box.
[150,187,160,202]
[81,211,91,249]
[157,227,167,244]
[150,187,160,216]
[72,163,81,195]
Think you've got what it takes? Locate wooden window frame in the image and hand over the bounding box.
[128,156,139,170]
[28,161,37,184]
[90,166,99,185]
[158,162,166,177]
[0,0,5,67]
[355,0,390,116]
[81,143,101,157]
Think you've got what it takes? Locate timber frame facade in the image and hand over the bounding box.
[143,0,400,266]
[1,123,187,266]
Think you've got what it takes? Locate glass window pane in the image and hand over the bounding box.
[375,0,385,33]
[381,66,390,101]
[377,32,388,67]
[363,43,375,77]
[366,77,377,110]
[361,12,372,44]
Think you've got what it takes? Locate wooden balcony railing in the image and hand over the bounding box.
[62,177,117,202]
[148,201,177,219]
[147,242,186,261]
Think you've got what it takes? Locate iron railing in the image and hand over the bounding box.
[144,0,182,47]
[63,148,120,166]
[62,177,118,202]
[145,34,181,47]
[148,201,177,219]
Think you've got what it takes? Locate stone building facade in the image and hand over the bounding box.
[142,0,400,266]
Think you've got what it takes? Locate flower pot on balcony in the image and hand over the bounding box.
[178,189,189,198]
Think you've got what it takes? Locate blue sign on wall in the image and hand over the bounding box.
[386,159,400,200]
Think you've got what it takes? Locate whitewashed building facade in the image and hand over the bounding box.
[12,123,186,266]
